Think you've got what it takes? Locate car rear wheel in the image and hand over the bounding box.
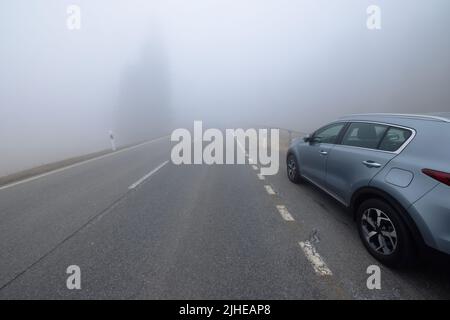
[287,154,302,183]
[356,198,416,268]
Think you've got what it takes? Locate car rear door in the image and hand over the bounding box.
[325,122,397,205]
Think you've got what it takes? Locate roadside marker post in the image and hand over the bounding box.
[109,130,116,151]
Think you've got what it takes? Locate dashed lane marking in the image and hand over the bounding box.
[264,185,275,195]
[128,161,168,190]
[299,241,333,276]
[276,205,295,221]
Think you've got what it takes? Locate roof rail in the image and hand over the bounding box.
[340,113,450,123]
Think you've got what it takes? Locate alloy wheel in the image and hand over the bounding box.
[287,158,297,180]
[361,208,398,255]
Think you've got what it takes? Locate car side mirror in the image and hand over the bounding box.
[304,134,320,144]
[303,134,312,142]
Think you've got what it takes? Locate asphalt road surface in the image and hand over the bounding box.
[1,135,449,299]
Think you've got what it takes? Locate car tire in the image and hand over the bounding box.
[287,154,302,184]
[356,198,416,268]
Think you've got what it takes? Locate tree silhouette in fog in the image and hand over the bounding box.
[115,36,171,145]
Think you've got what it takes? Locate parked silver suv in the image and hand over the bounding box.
[287,113,450,267]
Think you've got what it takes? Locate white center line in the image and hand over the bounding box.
[299,241,333,276]
[128,161,168,190]
[276,205,295,221]
[264,185,275,195]
[257,173,265,180]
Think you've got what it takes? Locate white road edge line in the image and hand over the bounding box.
[264,185,275,195]
[276,205,294,221]
[0,135,170,191]
[257,173,265,180]
[299,241,333,276]
[128,161,169,190]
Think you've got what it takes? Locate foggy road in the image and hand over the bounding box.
[0,135,449,300]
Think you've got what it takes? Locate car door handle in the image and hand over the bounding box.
[319,150,328,155]
[362,160,382,168]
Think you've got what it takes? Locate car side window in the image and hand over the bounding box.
[313,123,345,144]
[341,122,388,149]
[378,127,412,152]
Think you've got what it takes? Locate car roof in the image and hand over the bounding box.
[338,113,450,125]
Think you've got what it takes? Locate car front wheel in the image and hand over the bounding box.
[287,154,302,183]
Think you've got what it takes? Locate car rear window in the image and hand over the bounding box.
[378,127,412,152]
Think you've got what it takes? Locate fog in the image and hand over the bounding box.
[1,0,449,176]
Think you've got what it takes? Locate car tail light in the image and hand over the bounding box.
[422,169,450,186]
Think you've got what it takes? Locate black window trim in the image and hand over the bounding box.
[376,126,391,150]
[332,121,416,154]
[336,122,351,145]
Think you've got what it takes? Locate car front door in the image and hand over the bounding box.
[299,122,346,188]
